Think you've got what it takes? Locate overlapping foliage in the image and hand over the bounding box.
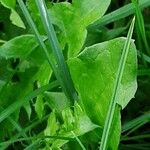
[0,0,142,150]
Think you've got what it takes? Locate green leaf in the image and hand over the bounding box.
[90,0,150,28]
[27,0,110,57]
[68,37,137,149]
[0,0,25,28]
[44,111,59,138]
[34,61,52,118]
[45,92,70,113]
[0,35,38,59]
[73,0,111,26]
[0,0,16,8]
[49,0,111,57]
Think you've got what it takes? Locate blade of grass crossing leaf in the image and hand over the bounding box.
[17,0,57,73]
[35,0,78,103]
[0,81,58,123]
[17,0,72,104]
[132,0,150,56]
[71,131,86,150]
[90,0,150,28]
[99,17,135,150]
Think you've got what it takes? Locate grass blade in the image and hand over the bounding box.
[90,0,150,28]
[132,0,150,56]
[137,51,150,63]
[99,17,135,150]
[34,0,78,103]
[17,0,56,72]
[71,131,86,150]
[17,0,77,105]
[123,121,148,137]
[121,134,150,141]
[122,111,150,133]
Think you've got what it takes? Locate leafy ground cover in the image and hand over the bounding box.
[0,0,150,150]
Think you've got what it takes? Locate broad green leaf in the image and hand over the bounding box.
[73,0,111,26]
[0,0,25,28]
[27,0,110,57]
[10,9,25,29]
[0,0,16,8]
[49,0,111,57]
[0,35,37,59]
[68,37,137,149]
[0,34,47,64]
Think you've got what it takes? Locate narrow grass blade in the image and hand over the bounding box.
[123,121,148,137]
[17,0,57,73]
[137,51,150,63]
[99,17,135,150]
[17,0,78,104]
[35,0,78,103]
[121,134,150,141]
[71,131,86,150]
[132,0,150,56]
[0,81,58,123]
[122,111,150,133]
[17,0,68,103]
[90,0,150,28]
